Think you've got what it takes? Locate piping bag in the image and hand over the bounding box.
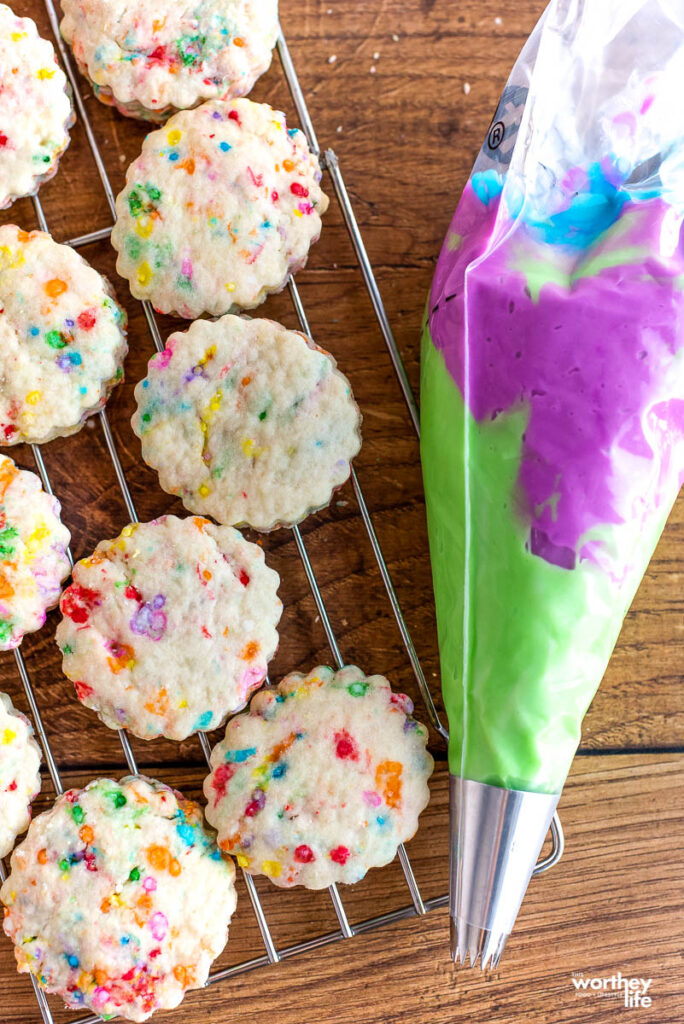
[421,0,684,967]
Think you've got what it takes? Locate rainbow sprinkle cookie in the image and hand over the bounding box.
[0,225,128,445]
[132,315,362,531]
[61,0,279,122]
[56,515,282,741]
[0,4,73,208]
[0,454,70,651]
[111,98,328,318]
[1,775,237,1022]
[204,665,434,889]
[0,692,41,858]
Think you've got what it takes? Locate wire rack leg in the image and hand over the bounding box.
[291,525,343,670]
[197,733,281,961]
[284,275,446,740]
[349,469,448,740]
[41,0,117,216]
[324,151,420,436]
[12,649,63,796]
[276,32,320,156]
[98,408,139,525]
[290,522,425,920]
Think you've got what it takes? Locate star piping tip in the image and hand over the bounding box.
[449,775,560,971]
[450,917,508,969]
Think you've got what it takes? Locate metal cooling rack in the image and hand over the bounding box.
[0,4,564,1022]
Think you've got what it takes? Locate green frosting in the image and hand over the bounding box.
[420,323,670,793]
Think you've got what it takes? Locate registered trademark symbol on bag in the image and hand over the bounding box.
[488,120,505,149]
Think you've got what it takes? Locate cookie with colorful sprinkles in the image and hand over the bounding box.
[56,515,282,741]
[0,454,70,651]
[0,225,128,445]
[0,4,73,208]
[131,315,362,530]
[0,691,41,858]
[61,0,279,122]
[204,665,434,889]
[111,97,328,318]
[1,775,237,1022]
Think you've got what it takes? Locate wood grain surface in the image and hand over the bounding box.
[0,0,683,1022]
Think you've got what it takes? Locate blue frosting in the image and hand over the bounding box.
[471,169,504,206]
[525,163,629,247]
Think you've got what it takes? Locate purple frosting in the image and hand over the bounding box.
[428,184,684,569]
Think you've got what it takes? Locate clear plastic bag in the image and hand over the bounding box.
[421,0,684,795]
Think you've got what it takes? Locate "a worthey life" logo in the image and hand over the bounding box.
[571,972,653,1008]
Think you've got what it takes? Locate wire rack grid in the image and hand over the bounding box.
[0,4,564,1022]
[0,4,453,1022]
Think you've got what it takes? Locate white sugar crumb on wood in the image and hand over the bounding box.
[392,32,399,41]
[327,54,337,63]
[336,125,343,133]
[370,65,376,73]
[494,15,503,24]
[463,82,471,94]
[373,51,380,59]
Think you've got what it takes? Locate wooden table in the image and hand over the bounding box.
[2,1,683,1021]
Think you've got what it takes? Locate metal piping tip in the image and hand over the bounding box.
[451,917,508,969]
[449,775,560,970]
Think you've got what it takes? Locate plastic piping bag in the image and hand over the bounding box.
[421,0,684,966]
